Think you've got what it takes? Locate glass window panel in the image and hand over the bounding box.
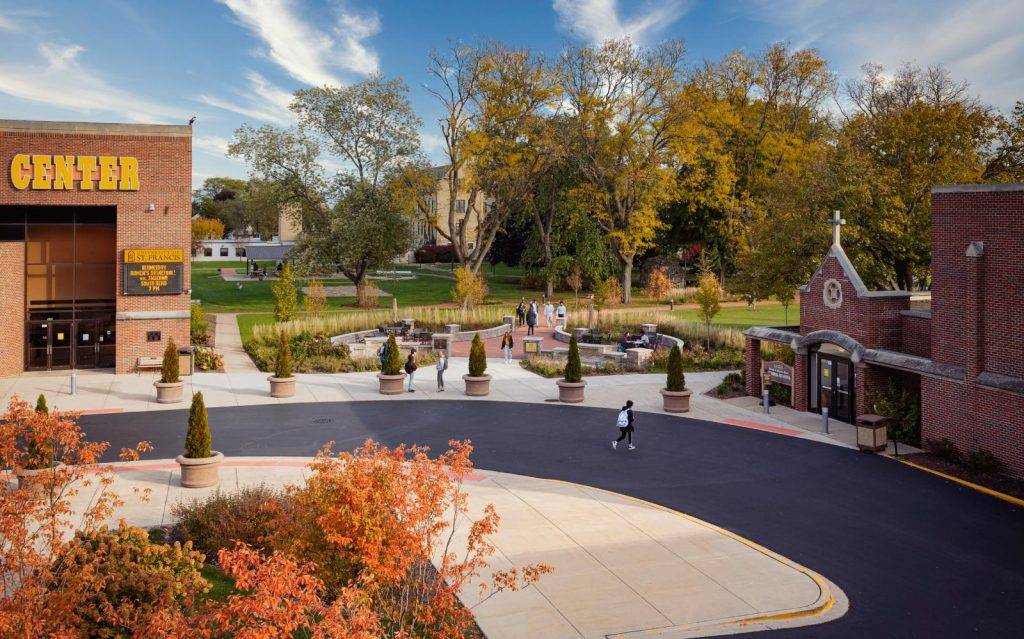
[75,263,116,300]
[26,263,75,303]
[26,224,74,265]
[75,224,115,263]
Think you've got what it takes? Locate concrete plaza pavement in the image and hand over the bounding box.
[76,458,844,639]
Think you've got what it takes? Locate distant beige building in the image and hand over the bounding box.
[414,164,483,251]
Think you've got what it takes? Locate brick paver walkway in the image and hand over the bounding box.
[447,322,562,358]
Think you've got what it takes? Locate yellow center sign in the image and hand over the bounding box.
[9,154,140,191]
[124,248,184,263]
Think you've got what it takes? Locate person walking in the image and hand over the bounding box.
[404,349,418,392]
[501,330,514,364]
[435,350,447,392]
[377,340,389,368]
[556,300,567,327]
[515,299,526,329]
[612,400,636,450]
[544,299,554,327]
[526,304,537,336]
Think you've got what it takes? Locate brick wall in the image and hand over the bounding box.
[0,242,25,376]
[0,121,191,375]
[744,337,762,397]
[900,313,932,358]
[798,252,911,350]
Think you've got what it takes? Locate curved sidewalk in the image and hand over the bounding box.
[84,458,846,639]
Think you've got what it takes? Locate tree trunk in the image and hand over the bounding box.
[621,255,634,305]
[894,260,913,291]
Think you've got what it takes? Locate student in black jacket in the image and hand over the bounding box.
[612,400,636,450]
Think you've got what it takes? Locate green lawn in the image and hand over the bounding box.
[672,303,799,328]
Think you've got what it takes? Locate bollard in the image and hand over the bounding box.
[821,407,829,435]
[762,389,770,414]
[70,370,77,396]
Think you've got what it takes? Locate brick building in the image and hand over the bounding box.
[0,119,191,376]
[744,185,1024,476]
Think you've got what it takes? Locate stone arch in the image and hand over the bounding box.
[798,330,867,363]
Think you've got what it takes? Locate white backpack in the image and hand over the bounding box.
[616,409,629,428]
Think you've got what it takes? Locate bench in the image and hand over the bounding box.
[136,356,163,372]
[375,270,413,278]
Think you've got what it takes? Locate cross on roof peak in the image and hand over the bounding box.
[830,210,846,246]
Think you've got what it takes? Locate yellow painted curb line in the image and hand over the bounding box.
[885,455,1024,508]
[542,476,840,631]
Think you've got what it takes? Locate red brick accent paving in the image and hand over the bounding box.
[446,323,562,359]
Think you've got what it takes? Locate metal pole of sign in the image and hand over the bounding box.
[762,389,770,414]
[821,407,829,435]
[70,370,77,396]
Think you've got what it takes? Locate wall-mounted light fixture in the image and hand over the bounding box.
[147,203,156,211]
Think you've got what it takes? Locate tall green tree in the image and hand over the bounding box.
[560,38,686,303]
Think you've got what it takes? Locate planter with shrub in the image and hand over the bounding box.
[154,339,184,404]
[660,345,692,412]
[557,333,586,403]
[15,394,63,493]
[176,391,223,488]
[377,332,406,395]
[463,333,491,396]
[268,330,296,398]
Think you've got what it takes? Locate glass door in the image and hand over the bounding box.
[97,319,116,369]
[49,321,73,369]
[26,321,49,370]
[75,321,98,369]
[815,353,854,423]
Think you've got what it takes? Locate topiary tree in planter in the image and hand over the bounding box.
[378,332,406,395]
[161,339,180,384]
[564,333,582,383]
[557,333,586,403]
[468,333,487,377]
[464,333,491,396]
[185,392,211,459]
[661,343,692,413]
[382,332,402,376]
[26,393,54,470]
[269,330,296,397]
[154,339,184,404]
[177,391,223,488]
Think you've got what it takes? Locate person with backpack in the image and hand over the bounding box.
[377,341,389,368]
[404,349,418,392]
[435,350,448,392]
[612,400,636,450]
[500,330,514,364]
[526,303,537,336]
[515,299,526,328]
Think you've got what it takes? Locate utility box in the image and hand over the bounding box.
[856,414,891,452]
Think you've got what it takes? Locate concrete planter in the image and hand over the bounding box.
[463,374,492,396]
[154,380,184,404]
[15,462,64,496]
[176,451,224,488]
[557,379,586,403]
[377,372,407,395]
[661,388,692,413]
[268,375,296,398]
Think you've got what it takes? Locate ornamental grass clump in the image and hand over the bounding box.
[160,339,180,384]
[275,330,293,379]
[381,332,402,375]
[666,344,686,391]
[564,333,582,383]
[468,333,487,377]
[185,392,212,459]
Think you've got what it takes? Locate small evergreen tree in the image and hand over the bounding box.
[275,331,293,378]
[272,261,297,322]
[563,333,582,383]
[27,393,53,469]
[468,333,487,377]
[160,339,180,384]
[382,332,402,375]
[185,392,212,459]
[666,344,686,391]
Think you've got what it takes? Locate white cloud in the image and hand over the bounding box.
[0,14,15,31]
[193,135,234,157]
[553,0,688,46]
[0,43,184,123]
[219,0,379,86]
[198,70,295,126]
[744,0,1024,110]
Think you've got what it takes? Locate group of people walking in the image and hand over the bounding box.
[515,297,566,335]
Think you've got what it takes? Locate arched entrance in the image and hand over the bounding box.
[809,343,855,423]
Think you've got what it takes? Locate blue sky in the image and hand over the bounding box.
[1,0,1021,189]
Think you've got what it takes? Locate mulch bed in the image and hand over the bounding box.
[704,387,746,400]
[900,452,1024,501]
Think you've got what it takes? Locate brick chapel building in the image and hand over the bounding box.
[744,184,1024,476]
